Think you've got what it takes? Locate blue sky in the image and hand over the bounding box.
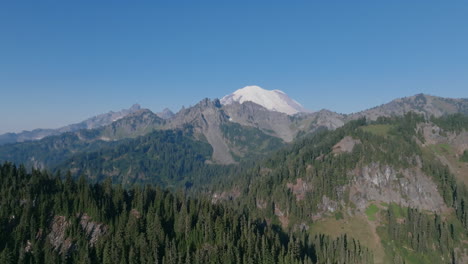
[1,1,467,133]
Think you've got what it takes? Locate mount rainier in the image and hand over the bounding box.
[220,85,309,115]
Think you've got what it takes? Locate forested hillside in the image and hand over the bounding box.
[0,110,165,170]
[213,113,468,263]
[0,163,373,264]
[56,129,229,188]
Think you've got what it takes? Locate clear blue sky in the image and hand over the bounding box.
[1,1,467,133]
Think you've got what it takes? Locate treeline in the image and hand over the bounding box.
[0,163,373,264]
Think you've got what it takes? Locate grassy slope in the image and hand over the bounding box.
[309,214,388,264]
[361,124,394,137]
[423,143,468,187]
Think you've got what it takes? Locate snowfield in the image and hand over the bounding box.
[221,85,308,115]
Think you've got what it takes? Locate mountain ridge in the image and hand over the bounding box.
[350,93,468,120]
[1,92,467,167]
[0,104,143,145]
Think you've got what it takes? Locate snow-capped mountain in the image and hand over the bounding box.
[220,85,309,115]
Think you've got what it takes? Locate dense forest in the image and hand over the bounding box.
[0,129,241,189]
[56,129,223,187]
[381,205,461,263]
[0,163,373,264]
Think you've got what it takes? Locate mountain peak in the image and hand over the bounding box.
[157,108,175,119]
[221,85,309,115]
[129,104,141,111]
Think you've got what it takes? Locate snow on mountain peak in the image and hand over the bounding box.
[220,85,308,115]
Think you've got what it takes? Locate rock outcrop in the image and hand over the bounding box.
[47,214,107,256]
[349,163,447,213]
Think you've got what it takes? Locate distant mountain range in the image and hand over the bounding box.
[0,104,175,145]
[349,93,468,120]
[0,104,141,145]
[0,87,467,167]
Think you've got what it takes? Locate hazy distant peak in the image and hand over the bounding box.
[157,108,175,119]
[220,85,309,115]
[129,104,141,111]
[0,103,145,145]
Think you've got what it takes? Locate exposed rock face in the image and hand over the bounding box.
[419,123,446,145]
[24,240,32,253]
[79,213,108,246]
[167,98,235,164]
[420,123,468,154]
[223,101,297,142]
[98,109,165,140]
[47,214,107,256]
[48,216,73,255]
[318,196,340,213]
[274,204,289,228]
[332,136,361,154]
[305,109,346,131]
[286,178,310,201]
[419,123,468,185]
[311,196,342,221]
[449,132,468,155]
[223,103,346,142]
[349,163,447,213]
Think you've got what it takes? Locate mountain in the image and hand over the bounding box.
[223,101,344,142]
[221,92,468,143]
[97,109,165,141]
[212,113,468,263]
[57,129,218,187]
[221,85,309,115]
[0,104,143,145]
[2,93,467,168]
[156,108,175,119]
[0,109,165,170]
[0,99,285,168]
[166,98,284,164]
[351,93,468,120]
